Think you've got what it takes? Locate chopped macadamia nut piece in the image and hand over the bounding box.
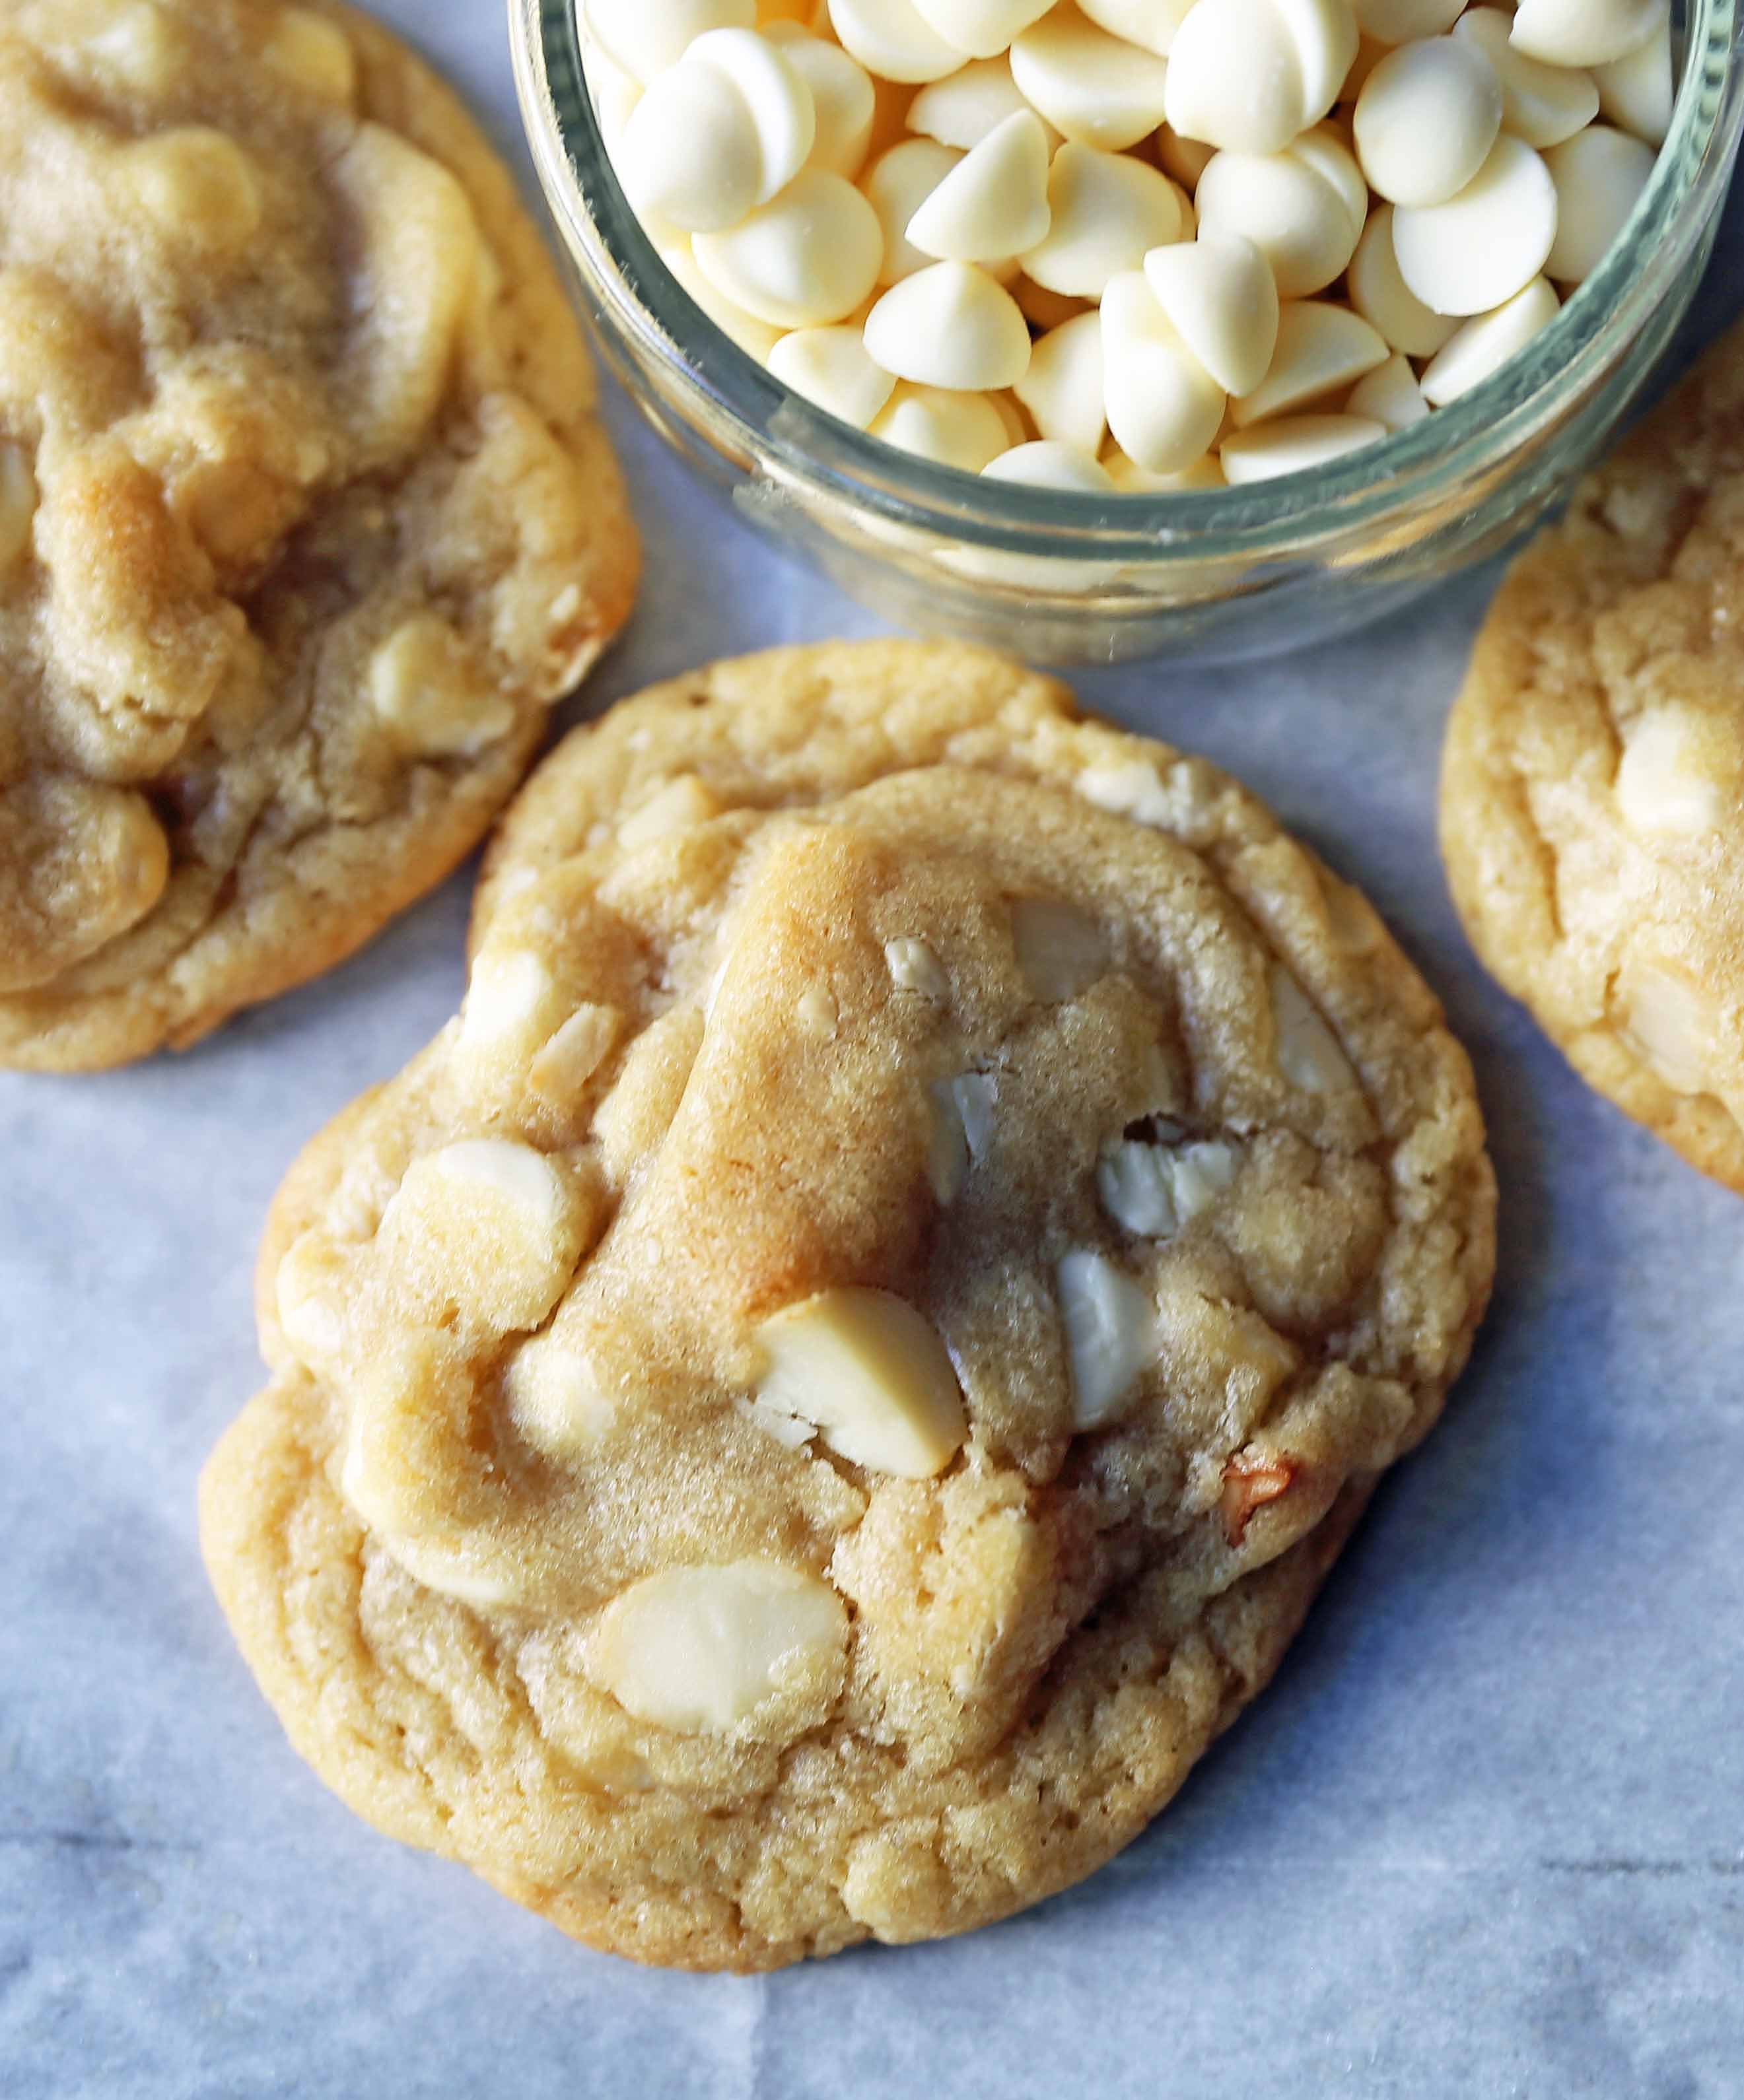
[1098,1134,1238,1236]
[1615,708,1731,838]
[885,936,950,998]
[619,774,722,846]
[589,1561,847,1732]
[369,615,513,757]
[1011,895,1109,1001]
[1621,963,1720,1097]
[1057,1247,1156,1427]
[1269,964,1356,1093]
[529,1003,623,1102]
[755,1286,967,1476]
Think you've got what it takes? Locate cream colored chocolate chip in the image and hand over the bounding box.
[1347,206,1457,357]
[1346,349,1429,429]
[911,0,1055,57]
[1231,300,1388,426]
[864,263,1033,390]
[907,110,1053,263]
[1418,275,1558,404]
[1015,310,1107,453]
[909,55,1055,148]
[1621,963,1718,1096]
[594,1005,705,1180]
[1142,232,1280,398]
[764,24,878,178]
[505,1332,621,1452]
[694,167,884,327]
[829,0,969,83]
[589,1560,847,1732]
[1078,0,1198,50]
[262,7,357,103]
[1353,33,1502,208]
[768,326,897,427]
[754,1286,967,1477]
[122,128,265,250]
[865,139,964,284]
[1594,17,1671,147]
[1220,412,1384,481]
[1010,894,1110,1001]
[1451,8,1598,147]
[377,1536,525,1611]
[1101,269,1227,475]
[1193,130,1367,298]
[275,1229,349,1368]
[1164,0,1358,155]
[1509,0,1665,70]
[1057,1246,1155,1428]
[369,616,514,757]
[1076,757,1175,825]
[380,1139,580,1331]
[1269,963,1356,1091]
[530,1003,624,1103]
[584,0,756,84]
[460,949,554,1053]
[619,772,722,846]
[0,443,38,570]
[885,937,950,998]
[1023,142,1187,300]
[1391,133,1557,316]
[1354,0,1463,37]
[869,382,1013,469]
[1543,125,1655,286]
[658,236,783,358]
[1616,708,1728,838]
[1098,1134,1238,1236]
[1011,7,1173,152]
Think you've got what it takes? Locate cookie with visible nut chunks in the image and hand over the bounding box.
[1441,320,1744,1191]
[0,0,637,1069]
[201,640,1494,1972]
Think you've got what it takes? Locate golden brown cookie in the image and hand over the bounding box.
[202,640,1495,1972]
[0,0,637,1069]
[1442,320,1744,1191]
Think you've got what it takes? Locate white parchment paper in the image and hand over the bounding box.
[3,6,1742,2094]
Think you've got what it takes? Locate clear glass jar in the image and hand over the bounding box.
[511,0,1744,665]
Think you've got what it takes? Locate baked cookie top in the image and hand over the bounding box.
[202,641,1495,1972]
[0,0,636,1069]
[1442,318,1744,1191]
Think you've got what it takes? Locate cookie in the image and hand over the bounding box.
[201,640,1495,1972]
[0,0,637,1070]
[1441,320,1744,1191]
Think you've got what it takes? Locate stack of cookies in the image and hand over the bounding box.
[3,0,1736,1981]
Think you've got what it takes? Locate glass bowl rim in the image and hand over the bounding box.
[513,0,1744,562]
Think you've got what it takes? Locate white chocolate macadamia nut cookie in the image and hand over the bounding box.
[1442,318,1744,1193]
[586,0,1672,498]
[203,640,1496,1971]
[0,0,637,1070]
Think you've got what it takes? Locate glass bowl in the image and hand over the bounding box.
[511,0,1744,665]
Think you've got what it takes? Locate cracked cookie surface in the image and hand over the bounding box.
[0,0,637,1069]
[201,640,1495,1971]
[1442,319,1744,1191]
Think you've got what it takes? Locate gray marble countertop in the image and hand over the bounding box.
[5,6,1743,2095]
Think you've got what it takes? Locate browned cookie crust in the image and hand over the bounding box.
[0,0,637,1069]
[204,641,1495,1971]
[1442,318,1744,1190]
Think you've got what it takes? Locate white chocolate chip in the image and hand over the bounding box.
[864,139,964,284]
[1345,349,1429,430]
[1593,17,1672,147]
[755,1287,968,1476]
[658,236,784,358]
[1220,412,1384,481]
[868,382,1013,469]
[1077,0,1198,51]
[1194,130,1367,298]
[909,0,1056,60]
[614,28,816,233]
[885,935,950,998]
[1391,133,1556,316]
[618,773,722,846]
[382,1139,580,1331]
[0,442,38,570]
[1010,894,1110,1001]
[1615,708,1727,837]
[768,325,898,426]
[1057,1247,1155,1428]
[1076,757,1175,824]
[864,263,1033,390]
[589,1561,847,1731]
[1232,299,1387,425]
[1543,125,1655,286]
[583,0,755,83]
[1347,205,1458,357]
[909,55,1056,148]
[1101,269,1227,476]
[827,0,968,83]
[694,166,883,327]
[1142,232,1280,398]
[1010,6,1174,152]
[765,24,878,177]
[262,7,357,102]
[1418,275,1558,405]
[1098,1134,1238,1236]
[1014,310,1108,454]
[1164,0,1358,154]
[275,1229,348,1368]
[1022,142,1187,300]
[368,616,514,757]
[1620,962,1718,1095]
[1451,8,1599,147]
[460,949,553,1051]
[505,1332,620,1451]
[1353,35,1502,207]
[1509,0,1665,71]
[529,1003,623,1103]
[1268,963,1356,1091]
[907,110,1053,263]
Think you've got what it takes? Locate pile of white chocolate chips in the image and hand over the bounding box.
[582,0,1671,491]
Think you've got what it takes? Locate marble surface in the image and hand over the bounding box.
[5,7,1744,2095]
